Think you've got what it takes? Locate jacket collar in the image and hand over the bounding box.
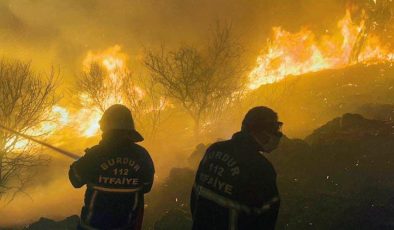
[100,130,133,146]
[231,131,264,152]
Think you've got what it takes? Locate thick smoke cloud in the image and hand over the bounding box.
[0,0,351,227]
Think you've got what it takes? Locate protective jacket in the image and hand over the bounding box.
[191,131,280,230]
[69,131,154,230]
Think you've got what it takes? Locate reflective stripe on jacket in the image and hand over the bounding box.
[194,184,280,215]
[69,131,154,230]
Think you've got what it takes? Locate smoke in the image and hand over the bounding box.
[0,172,83,227]
[0,0,346,73]
[0,0,369,227]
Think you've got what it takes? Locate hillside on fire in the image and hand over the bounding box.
[0,0,393,230]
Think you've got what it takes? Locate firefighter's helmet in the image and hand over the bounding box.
[100,104,144,142]
[242,106,283,135]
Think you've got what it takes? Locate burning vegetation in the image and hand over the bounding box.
[19,5,394,143]
[0,0,393,229]
[249,7,394,89]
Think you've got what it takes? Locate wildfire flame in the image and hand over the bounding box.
[76,107,102,137]
[8,45,143,143]
[77,45,146,137]
[8,8,393,149]
[77,45,129,137]
[248,9,394,89]
[83,45,128,108]
[6,45,134,149]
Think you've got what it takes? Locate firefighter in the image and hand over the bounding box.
[191,106,282,230]
[69,104,154,230]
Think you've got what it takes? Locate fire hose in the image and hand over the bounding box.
[0,124,80,160]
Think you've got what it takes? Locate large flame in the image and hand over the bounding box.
[75,107,102,137]
[77,45,147,137]
[248,10,394,89]
[5,45,134,150]
[78,45,130,137]
[6,45,144,143]
[9,8,393,149]
[82,45,128,108]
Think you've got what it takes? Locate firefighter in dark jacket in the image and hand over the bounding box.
[191,106,282,230]
[69,104,155,230]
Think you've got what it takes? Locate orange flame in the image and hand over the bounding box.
[82,45,128,108]
[11,46,145,141]
[248,9,394,89]
[78,45,146,137]
[78,45,130,137]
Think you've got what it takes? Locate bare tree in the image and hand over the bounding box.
[123,75,167,138]
[144,24,246,137]
[78,63,125,112]
[0,59,58,200]
[78,62,166,137]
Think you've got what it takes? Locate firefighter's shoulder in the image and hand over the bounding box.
[83,145,102,158]
[205,139,230,153]
[203,139,234,160]
[130,142,150,156]
[130,143,154,165]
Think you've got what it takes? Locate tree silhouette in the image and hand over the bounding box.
[0,58,58,200]
[145,24,246,137]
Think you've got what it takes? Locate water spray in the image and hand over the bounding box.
[0,124,80,160]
